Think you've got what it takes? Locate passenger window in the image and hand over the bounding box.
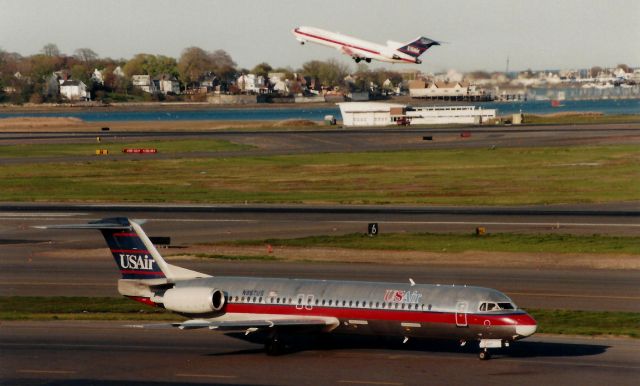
[355,301,359,307]
[329,300,333,306]
[241,296,245,302]
[376,302,379,307]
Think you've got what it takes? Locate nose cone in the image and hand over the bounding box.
[515,313,537,338]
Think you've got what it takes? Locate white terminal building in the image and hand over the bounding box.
[337,102,496,127]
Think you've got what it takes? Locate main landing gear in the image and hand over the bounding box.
[352,57,372,63]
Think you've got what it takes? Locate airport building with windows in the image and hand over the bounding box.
[337,102,497,127]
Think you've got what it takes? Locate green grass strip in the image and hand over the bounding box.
[0,144,638,205]
[0,139,252,158]
[222,232,640,254]
[529,309,640,338]
[1,297,637,337]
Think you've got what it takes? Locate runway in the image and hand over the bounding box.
[1,321,638,386]
[1,208,639,311]
[2,123,639,165]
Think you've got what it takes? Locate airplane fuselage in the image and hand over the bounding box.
[146,276,536,343]
[292,26,427,64]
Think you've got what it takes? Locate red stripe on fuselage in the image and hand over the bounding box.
[295,28,418,64]
[295,28,380,55]
[224,303,533,327]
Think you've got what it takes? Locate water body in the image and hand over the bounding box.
[0,99,637,121]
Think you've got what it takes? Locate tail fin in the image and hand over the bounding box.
[396,36,440,58]
[37,217,208,281]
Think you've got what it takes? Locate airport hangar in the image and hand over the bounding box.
[337,102,497,127]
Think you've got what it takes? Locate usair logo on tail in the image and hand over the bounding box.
[119,254,154,270]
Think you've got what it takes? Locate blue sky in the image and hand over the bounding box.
[1,0,638,73]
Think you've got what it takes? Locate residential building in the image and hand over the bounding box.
[132,75,157,93]
[60,80,89,100]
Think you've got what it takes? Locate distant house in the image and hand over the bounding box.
[91,69,104,85]
[60,80,89,101]
[268,73,289,94]
[409,81,488,101]
[113,66,125,78]
[236,74,266,93]
[132,75,157,93]
[156,74,180,94]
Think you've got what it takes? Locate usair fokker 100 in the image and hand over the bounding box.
[41,218,536,360]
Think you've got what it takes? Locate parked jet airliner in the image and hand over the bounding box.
[292,26,440,64]
[41,218,536,359]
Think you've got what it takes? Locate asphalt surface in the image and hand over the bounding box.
[1,321,638,386]
[1,122,638,385]
[1,209,639,311]
[2,123,640,164]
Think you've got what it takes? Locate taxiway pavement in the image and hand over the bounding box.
[2,321,638,386]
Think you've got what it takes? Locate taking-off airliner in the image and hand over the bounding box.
[41,218,536,360]
[292,26,440,64]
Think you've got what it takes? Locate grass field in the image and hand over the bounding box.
[1,297,637,338]
[521,113,640,125]
[0,139,252,158]
[0,144,638,205]
[222,232,640,254]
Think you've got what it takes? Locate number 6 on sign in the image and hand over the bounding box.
[368,223,378,236]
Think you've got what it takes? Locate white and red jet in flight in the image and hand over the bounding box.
[40,218,536,360]
[292,26,440,64]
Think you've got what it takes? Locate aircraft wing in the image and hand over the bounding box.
[129,316,339,332]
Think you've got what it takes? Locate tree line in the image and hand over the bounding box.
[0,44,404,104]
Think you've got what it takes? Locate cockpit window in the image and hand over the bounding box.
[479,302,516,311]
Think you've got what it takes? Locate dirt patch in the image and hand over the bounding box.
[38,244,639,270]
[0,117,85,130]
[274,119,318,127]
[0,117,307,133]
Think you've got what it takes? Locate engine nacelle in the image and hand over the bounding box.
[160,287,225,314]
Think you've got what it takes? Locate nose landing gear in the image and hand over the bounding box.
[478,349,491,360]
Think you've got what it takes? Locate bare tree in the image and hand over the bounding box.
[74,48,98,65]
[41,43,60,57]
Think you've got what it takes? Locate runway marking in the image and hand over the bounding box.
[509,292,640,301]
[0,212,86,217]
[339,381,403,386]
[1,281,113,287]
[17,369,77,374]
[176,373,237,379]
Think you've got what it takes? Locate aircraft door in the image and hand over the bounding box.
[455,301,468,327]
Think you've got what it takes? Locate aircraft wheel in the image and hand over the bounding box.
[265,335,284,356]
[354,58,361,63]
[478,350,491,360]
[365,58,371,63]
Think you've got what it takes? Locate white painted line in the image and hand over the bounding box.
[176,373,237,379]
[0,212,87,217]
[347,320,369,325]
[339,380,403,386]
[17,369,76,374]
[401,322,421,328]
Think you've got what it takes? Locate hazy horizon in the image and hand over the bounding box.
[1,0,639,73]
